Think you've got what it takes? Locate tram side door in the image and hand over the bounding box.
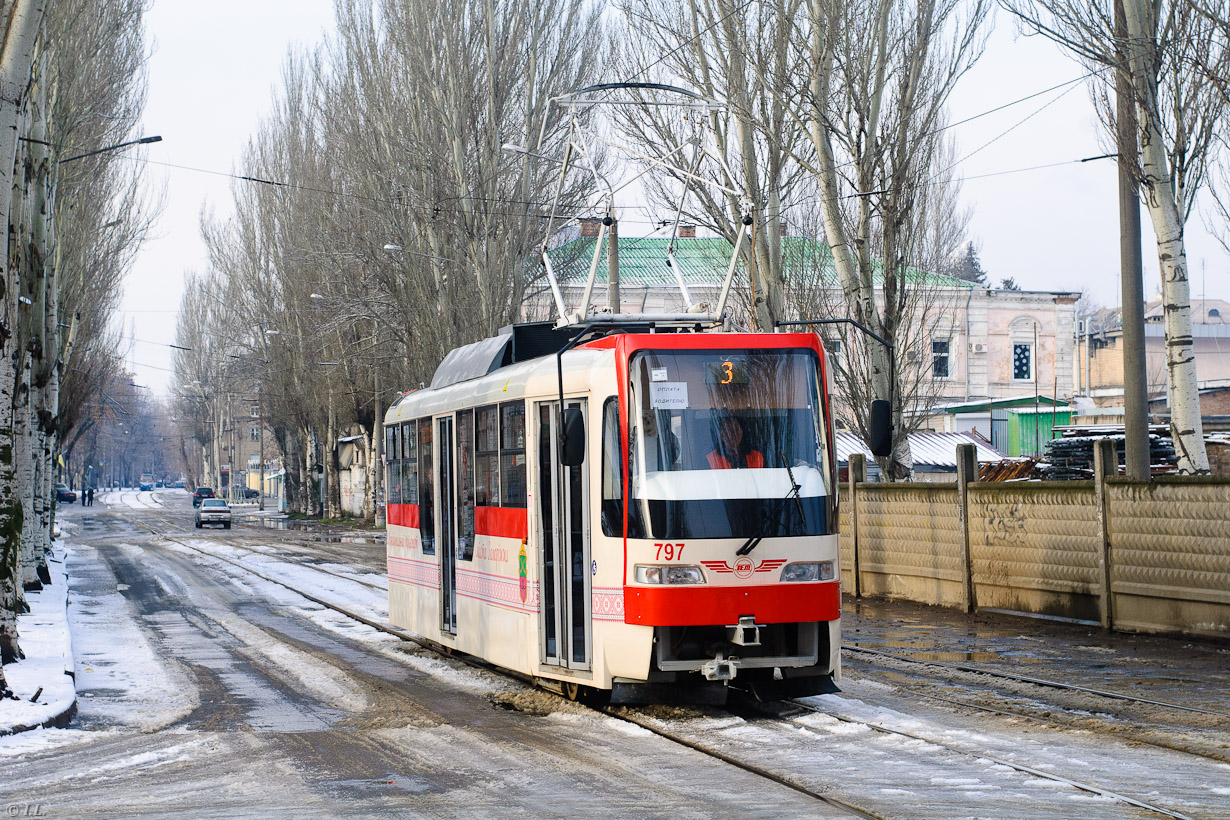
[535,400,591,671]
[437,416,457,635]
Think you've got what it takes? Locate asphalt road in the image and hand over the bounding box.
[2,493,1227,819]
[2,496,845,819]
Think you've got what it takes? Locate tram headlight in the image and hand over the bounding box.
[634,564,705,585]
[780,561,834,582]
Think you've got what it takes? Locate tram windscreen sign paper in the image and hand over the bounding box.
[650,382,689,409]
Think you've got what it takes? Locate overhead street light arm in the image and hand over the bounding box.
[59,135,162,165]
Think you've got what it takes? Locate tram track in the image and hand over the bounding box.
[843,644,1230,720]
[762,698,1198,820]
[154,530,888,819]
[153,529,1219,820]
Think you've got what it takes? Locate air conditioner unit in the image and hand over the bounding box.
[969,342,987,353]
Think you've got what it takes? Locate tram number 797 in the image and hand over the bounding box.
[654,543,685,561]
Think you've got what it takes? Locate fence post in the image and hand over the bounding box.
[1093,438,1117,630]
[956,444,977,613]
[848,453,866,599]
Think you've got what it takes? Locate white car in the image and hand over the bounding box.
[195,498,232,529]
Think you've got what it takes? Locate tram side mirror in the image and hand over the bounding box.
[869,400,892,458]
[561,407,586,466]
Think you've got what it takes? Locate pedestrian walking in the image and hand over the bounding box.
[80,486,86,506]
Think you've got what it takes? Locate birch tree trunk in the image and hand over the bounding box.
[0,0,46,683]
[1124,0,1208,473]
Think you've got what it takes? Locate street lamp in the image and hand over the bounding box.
[59,135,162,165]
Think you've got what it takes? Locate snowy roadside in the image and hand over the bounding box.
[0,543,76,735]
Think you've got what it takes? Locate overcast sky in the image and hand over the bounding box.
[121,3,1230,395]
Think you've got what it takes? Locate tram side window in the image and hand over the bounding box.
[387,425,401,505]
[600,398,622,537]
[457,409,475,561]
[418,418,434,554]
[500,401,527,507]
[402,422,418,507]
[475,405,499,508]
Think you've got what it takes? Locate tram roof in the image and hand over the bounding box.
[428,322,586,391]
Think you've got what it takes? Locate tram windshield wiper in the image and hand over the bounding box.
[735,462,803,557]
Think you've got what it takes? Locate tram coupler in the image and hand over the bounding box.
[727,616,762,647]
[701,654,738,681]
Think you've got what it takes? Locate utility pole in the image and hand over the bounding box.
[607,217,620,312]
[258,388,265,512]
[373,337,384,527]
[1116,0,1151,481]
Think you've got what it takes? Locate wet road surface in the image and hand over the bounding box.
[1,491,1227,819]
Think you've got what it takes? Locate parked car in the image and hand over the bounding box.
[192,487,215,508]
[55,482,76,504]
[194,498,232,529]
[241,487,260,499]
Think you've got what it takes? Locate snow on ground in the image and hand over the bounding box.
[172,538,391,624]
[0,545,75,734]
[67,543,197,732]
[163,537,520,698]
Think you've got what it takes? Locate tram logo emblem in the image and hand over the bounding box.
[701,558,788,579]
[518,540,528,603]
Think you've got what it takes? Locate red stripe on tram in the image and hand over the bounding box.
[386,503,419,528]
[475,506,528,540]
[623,581,841,626]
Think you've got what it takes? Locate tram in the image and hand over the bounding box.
[384,320,849,703]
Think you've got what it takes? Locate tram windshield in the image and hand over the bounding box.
[627,348,833,540]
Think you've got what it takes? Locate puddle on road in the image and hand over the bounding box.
[328,775,435,796]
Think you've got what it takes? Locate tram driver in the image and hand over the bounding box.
[706,416,764,470]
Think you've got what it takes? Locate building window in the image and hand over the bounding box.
[823,337,842,356]
[1013,343,1032,381]
[250,405,259,418]
[932,340,950,379]
[250,427,259,441]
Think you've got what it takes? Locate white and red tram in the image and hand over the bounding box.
[384,322,842,702]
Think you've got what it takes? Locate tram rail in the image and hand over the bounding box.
[843,644,1230,720]
[768,699,1197,820]
[156,530,887,818]
[156,528,1215,820]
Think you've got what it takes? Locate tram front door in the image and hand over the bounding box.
[536,400,591,671]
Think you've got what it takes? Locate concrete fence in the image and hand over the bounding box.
[840,442,1230,639]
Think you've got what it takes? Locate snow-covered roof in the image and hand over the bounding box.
[836,431,1006,469]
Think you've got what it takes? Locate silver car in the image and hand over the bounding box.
[195,498,232,529]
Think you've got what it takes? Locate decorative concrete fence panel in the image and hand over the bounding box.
[856,483,964,606]
[1106,478,1230,638]
[968,483,1101,622]
[841,443,1230,639]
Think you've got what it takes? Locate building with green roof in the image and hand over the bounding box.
[539,222,1079,415]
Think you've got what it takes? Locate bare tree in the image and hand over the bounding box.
[1004,0,1227,473]
[794,0,991,479]
[180,0,608,520]
[614,0,812,331]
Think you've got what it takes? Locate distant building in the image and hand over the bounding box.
[545,222,1078,427]
[1074,297,1230,423]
